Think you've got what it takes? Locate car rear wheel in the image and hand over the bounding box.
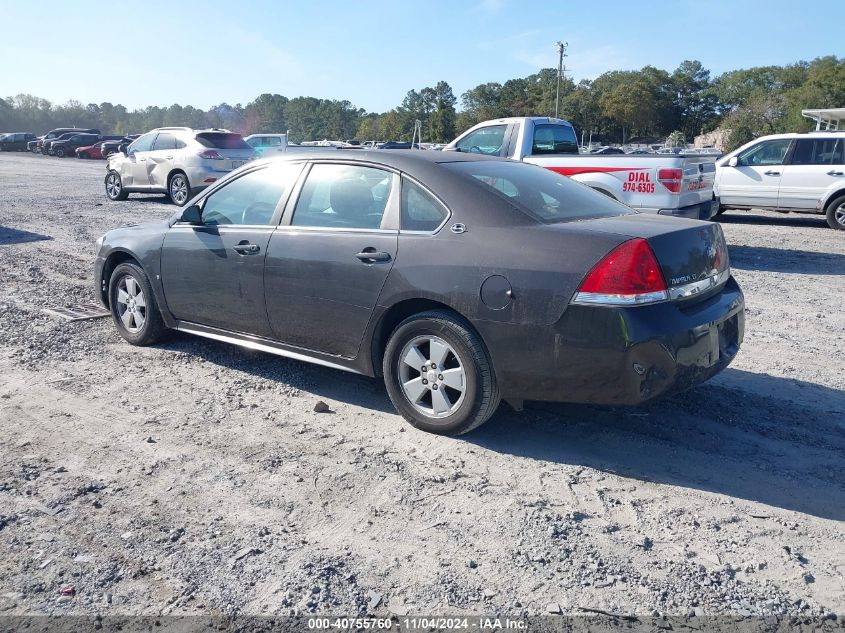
[168,172,191,207]
[105,171,129,201]
[55,147,66,157]
[383,310,500,435]
[78,152,89,159]
[108,263,166,346]
[825,195,845,230]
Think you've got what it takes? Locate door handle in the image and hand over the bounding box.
[165,155,174,159]
[138,158,146,162]
[827,170,844,176]
[764,170,780,176]
[356,249,391,263]
[233,243,260,255]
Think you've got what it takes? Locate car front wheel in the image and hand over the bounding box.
[108,262,166,346]
[55,147,66,157]
[169,172,191,206]
[825,195,845,230]
[383,310,500,435]
[105,171,129,201]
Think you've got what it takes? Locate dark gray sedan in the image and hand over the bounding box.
[94,151,744,435]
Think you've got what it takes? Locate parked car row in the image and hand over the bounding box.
[0,132,37,151]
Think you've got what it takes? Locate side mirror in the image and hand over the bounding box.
[180,204,202,225]
[118,143,129,155]
[728,156,738,167]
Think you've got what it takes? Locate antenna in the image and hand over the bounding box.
[554,41,568,119]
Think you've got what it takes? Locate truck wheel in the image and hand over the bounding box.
[55,147,66,158]
[825,195,845,230]
[383,310,500,435]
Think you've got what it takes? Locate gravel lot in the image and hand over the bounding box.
[1,152,843,621]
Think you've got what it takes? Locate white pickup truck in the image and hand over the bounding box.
[444,117,719,220]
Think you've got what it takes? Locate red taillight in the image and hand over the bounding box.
[573,238,668,305]
[658,168,683,193]
[197,149,223,159]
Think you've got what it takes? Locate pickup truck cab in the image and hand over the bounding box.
[445,117,718,220]
[244,133,288,156]
[714,132,845,229]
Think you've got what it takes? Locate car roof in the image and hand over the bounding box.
[754,131,845,141]
[253,149,508,171]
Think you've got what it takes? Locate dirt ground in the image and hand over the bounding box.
[0,152,843,621]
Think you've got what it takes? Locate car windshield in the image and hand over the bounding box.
[195,133,251,149]
[443,160,633,223]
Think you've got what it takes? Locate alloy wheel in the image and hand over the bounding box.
[836,203,845,228]
[398,335,466,418]
[106,173,121,198]
[170,175,188,205]
[115,274,147,333]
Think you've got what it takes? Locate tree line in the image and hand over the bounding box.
[1,56,842,151]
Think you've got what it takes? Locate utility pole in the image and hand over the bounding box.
[554,41,568,119]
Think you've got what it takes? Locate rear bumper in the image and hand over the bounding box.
[482,276,745,404]
[653,197,719,221]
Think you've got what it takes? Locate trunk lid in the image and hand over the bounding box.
[580,214,730,302]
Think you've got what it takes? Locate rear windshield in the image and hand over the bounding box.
[444,160,632,223]
[531,124,579,155]
[195,133,251,149]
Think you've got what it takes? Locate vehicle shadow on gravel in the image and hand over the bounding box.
[718,213,830,229]
[729,245,845,275]
[0,226,52,245]
[470,368,845,521]
[155,335,845,519]
[157,334,398,414]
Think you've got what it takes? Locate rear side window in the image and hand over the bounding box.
[292,164,395,229]
[531,124,578,155]
[195,133,251,149]
[455,125,507,155]
[201,163,303,226]
[153,133,177,151]
[444,161,632,223]
[401,178,449,232]
[790,138,844,165]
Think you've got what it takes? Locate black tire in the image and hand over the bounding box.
[55,147,66,158]
[825,194,845,230]
[108,262,166,346]
[716,206,726,216]
[382,310,500,435]
[105,170,129,201]
[168,172,191,207]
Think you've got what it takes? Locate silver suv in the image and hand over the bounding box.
[104,128,255,206]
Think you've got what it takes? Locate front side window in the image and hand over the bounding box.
[455,125,507,155]
[790,138,844,165]
[153,133,177,151]
[444,161,632,223]
[265,136,282,146]
[129,133,156,154]
[201,163,303,226]
[401,178,449,232]
[738,139,792,166]
[291,164,395,229]
[531,124,579,155]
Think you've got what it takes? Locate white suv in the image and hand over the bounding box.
[714,132,845,229]
[104,128,255,206]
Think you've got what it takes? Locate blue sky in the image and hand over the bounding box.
[0,0,841,112]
